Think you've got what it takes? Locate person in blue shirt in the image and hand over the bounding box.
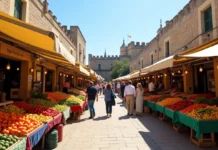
[103,83,115,117]
[86,81,98,119]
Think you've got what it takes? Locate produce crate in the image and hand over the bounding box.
[6,137,26,150]
[190,129,216,147]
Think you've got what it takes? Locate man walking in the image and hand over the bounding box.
[86,81,98,119]
[124,80,135,116]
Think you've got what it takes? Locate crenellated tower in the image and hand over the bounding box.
[120,39,128,56]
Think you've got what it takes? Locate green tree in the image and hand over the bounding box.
[111,58,130,80]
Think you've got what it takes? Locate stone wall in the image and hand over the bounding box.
[68,26,86,64]
[0,0,87,64]
[131,0,218,70]
[0,0,10,14]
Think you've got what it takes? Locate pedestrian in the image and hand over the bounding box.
[148,80,155,94]
[135,83,144,116]
[103,83,115,117]
[95,82,100,94]
[63,80,70,94]
[124,80,136,116]
[116,82,121,95]
[99,82,103,95]
[86,81,98,119]
[121,82,126,102]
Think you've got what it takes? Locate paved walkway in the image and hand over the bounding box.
[55,95,217,150]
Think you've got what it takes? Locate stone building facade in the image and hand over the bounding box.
[0,0,86,65]
[88,40,145,81]
[131,0,218,71]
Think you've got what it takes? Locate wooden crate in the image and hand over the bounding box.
[190,129,216,147]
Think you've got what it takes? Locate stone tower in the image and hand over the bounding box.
[120,39,128,56]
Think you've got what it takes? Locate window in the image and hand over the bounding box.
[14,0,22,20]
[98,64,101,71]
[71,50,73,55]
[204,7,213,32]
[150,54,154,65]
[165,41,170,57]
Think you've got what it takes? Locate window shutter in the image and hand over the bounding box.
[204,7,213,32]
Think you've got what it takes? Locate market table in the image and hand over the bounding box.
[70,101,87,113]
[11,137,27,150]
[154,103,165,113]
[174,112,218,139]
[26,124,48,150]
[62,107,71,124]
[45,113,63,133]
[164,107,175,119]
[144,100,155,110]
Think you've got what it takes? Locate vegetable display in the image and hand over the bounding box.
[157,98,183,106]
[186,106,218,120]
[27,114,52,123]
[166,101,193,111]
[180,104,208,113]
[0,105,25,114]
[0,112,42,135]
[53,105,68,112]
[0,134,18,150]
[28,99,56,108]
[13,102,32,112]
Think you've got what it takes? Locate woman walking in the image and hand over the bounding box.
[135,83,144,116]
[104,83,115,117]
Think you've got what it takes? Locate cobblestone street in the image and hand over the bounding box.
[54,95,217,150]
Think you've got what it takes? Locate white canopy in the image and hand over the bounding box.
[150,56,175,72]
[141,66,150,73]
[178,44,218,58]
[130,71,140,79]
[54,36,75,65]
[79,65,90,76]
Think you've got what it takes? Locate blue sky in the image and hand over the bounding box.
[49,0,189,65]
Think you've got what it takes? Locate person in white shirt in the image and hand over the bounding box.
[148,80,155,94]
[95,83,100,94]
[124,80,136,116]
[116,82,121,95]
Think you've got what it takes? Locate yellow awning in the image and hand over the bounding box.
[0,12,75,69]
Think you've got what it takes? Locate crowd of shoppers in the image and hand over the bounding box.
[85,79,164,119]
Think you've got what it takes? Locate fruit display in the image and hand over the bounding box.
[77,95,85,101]
[61,99,80,106]
[46,92,69,101]
[42,108,60,117]
[53,105,68,112]
[186,106,218,120]
[0,112,42,135]
[0,134,19,150]
[13,102,32,112]
[28,106,59,117]
[157,98,183,106]
[187,94,214,101]
[28,99,56,108]
[180,104,208,113]
[27,114,52,123]
[166,100,193,111]
[0,105,25,114]
[144,95,166,102]
[194,97,208,104]
[65,95,83,106]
